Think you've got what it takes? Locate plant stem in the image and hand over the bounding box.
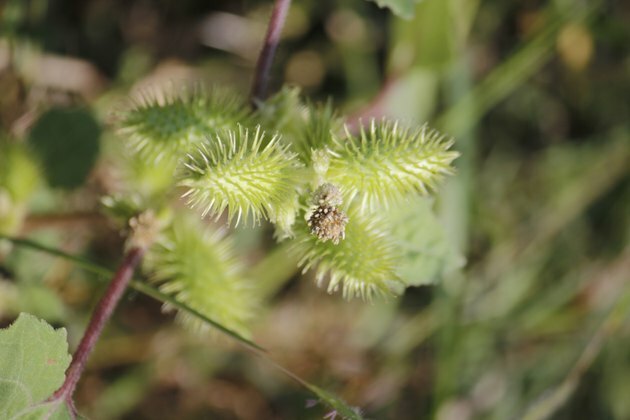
[250,0,292,105]
[49,246,147,415]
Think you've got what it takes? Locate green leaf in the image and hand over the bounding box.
[15,285,67,322]
[0,313,72,419]
[379,69,440,122]
[0,0,26,37]
[28,108,101,190]
[0,140,40,235]
[367,0,423,19]
[437,2,602,137]
[388,196,464,286]
[390,0,454,66]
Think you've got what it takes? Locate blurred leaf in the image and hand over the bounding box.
[0,277,66,323]
[16,284,66,322]
[28,108,101,189]
[0,313,72,419]
[522,285,630,420]
[0,280,18,318]
[368,0,423,19]
[602,340,630,420]
[382,69,440,122]
[0,140,39,235]
[556,22,594,71]
[246,241,300,299]
[0,140,40,203]
[390,0,454,66]
[388,196,464,285]
[0,0,26,36]
[438,2,602,137]
[89,366,152,419]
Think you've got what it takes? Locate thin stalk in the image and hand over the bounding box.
[0,234,265,351]
[0,235,358,419]
[250,0,292,105]
[49,246,147,416]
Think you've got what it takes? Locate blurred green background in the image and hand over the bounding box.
[0,0,629,419]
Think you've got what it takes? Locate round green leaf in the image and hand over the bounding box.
[29,108,101,189]
[0,313,72,419]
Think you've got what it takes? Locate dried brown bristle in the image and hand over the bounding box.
[308,204,349,244]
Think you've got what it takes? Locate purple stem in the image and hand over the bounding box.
[49,246,146,414]
[250,0,292,105]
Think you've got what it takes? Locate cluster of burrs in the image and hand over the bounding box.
[307,183,349,245]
